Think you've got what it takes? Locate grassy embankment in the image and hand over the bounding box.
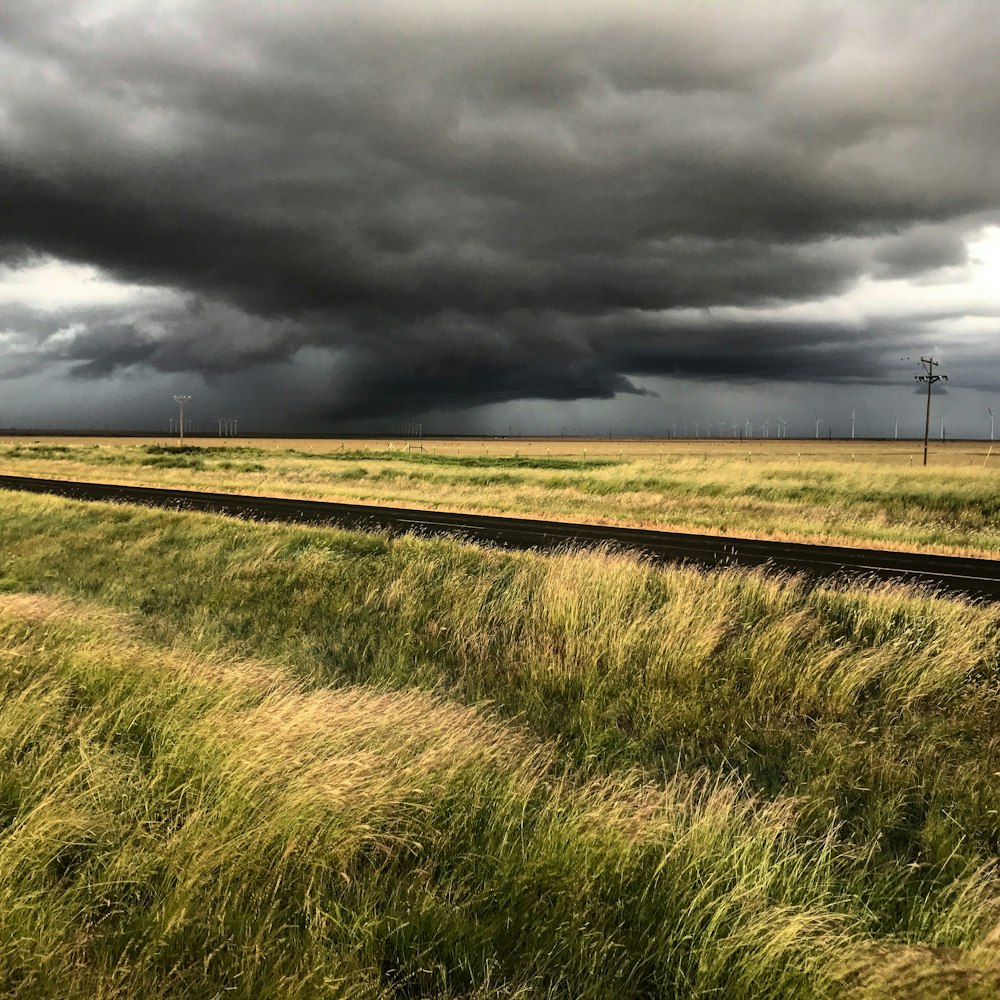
[1,489,1000,996]
[3,439,1000,555]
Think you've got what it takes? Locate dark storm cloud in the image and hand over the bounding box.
[1,1,999,421]
[312,310,930,421]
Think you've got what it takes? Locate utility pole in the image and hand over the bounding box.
[914,357,947,466]
[173,395,191,445]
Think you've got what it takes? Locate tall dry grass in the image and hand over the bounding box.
[2,492,1000,994]
[0,596,899,998]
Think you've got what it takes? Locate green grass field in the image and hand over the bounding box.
[2,436,1000,556]
[1,489,1000,997]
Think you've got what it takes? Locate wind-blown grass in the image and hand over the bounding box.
[1,593,998,998]
[0,597,860,997]
[4,488,1000,993]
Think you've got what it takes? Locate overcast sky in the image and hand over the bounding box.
[2,0,999,437]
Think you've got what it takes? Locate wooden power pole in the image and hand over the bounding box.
[915,358,947,466]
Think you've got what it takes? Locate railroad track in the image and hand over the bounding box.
[2,473,999,601]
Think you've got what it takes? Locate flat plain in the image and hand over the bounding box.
[1,439,1000,997]
[2,435,1000,555]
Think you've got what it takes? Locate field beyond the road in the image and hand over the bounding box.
[1,490,1000,996]
[2,435,1000,556]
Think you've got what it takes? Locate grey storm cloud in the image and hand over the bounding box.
[1,0,999,423]
[872,226,971,280]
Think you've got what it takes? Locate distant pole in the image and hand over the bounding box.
[915,357,947,466]
[173,395,191,444]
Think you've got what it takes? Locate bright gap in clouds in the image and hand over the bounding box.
[968,225,1000,288]
[0,257,175,311]
[861,222,1000,321]
[921,224,1000,343]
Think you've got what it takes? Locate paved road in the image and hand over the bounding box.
[2,473,998,600]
